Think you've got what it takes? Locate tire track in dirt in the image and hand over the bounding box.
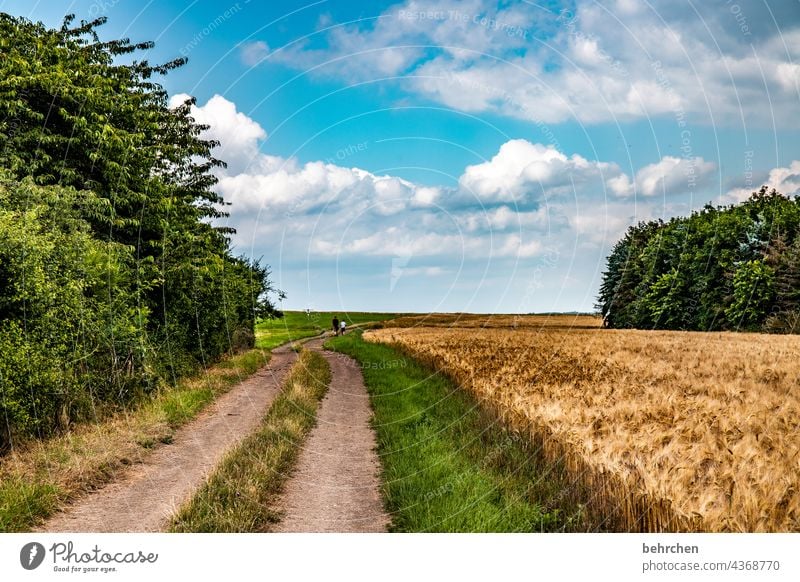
[272,337,389,532]
[40,346,298,533]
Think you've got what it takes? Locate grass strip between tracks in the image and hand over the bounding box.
[169,349,331,532]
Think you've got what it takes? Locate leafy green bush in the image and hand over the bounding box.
[0,177,149,449]
[0,14,282,450]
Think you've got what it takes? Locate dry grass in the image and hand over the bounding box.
[384,313,601,330]
[366,315,800,532]
[0,349,269,532]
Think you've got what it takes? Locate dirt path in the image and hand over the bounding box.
[272,338,389,532]
[41,346,298,533]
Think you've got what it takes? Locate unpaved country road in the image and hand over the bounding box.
[273,337,389,532]
[40,346,298,533]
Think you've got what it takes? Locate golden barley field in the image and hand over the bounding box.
[366,315,800,532]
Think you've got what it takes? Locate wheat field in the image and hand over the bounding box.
[366,316,800,532]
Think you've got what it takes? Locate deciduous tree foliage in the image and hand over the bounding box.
[0,14,281,450]
[598,187,800,333]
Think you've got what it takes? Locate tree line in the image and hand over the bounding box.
[0,14,281,450]
[598,186,800,333]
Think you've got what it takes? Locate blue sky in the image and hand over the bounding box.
[3,0,799,313]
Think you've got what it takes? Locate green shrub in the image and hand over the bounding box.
[0,13,283,450]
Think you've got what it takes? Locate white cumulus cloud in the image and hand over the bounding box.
[175,95,723,269]
[613,156,717,198]
[169,93,268,174]
[725,160,800,203]
[458,139,619,204]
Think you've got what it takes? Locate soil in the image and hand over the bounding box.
[40,345,298,533]
[38,334,389,533]
[272,338,389,532]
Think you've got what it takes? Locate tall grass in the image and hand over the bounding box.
[0,349,268,532]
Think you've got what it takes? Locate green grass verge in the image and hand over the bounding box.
[0,479,61,533]
[169,349,332,532]
[255,310,401,350]
[324,331,593,532]
[0,349,269,532]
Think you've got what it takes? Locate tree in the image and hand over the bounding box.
[0,175,148,450]
[764,232,800,333]
[598,187,800,334]
[0,14,282,448]
[725,260,776,330]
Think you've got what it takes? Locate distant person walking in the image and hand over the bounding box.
[340,320,347,335]
[332,316,339,336]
